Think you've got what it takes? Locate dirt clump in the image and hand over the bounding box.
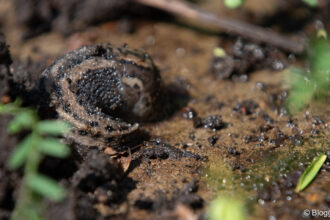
[0,34,12,99]
[210,38,287,80]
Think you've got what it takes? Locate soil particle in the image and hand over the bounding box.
[258,123,274,133]
[233,99,259,115]
[10,59,45,92]
[141,139,185,160]
[181,107,197,120]
[244,122,294,149]
[230,161,241,171]
[193,114,225,130]
[193,117,203,128]
[135,179,204,212]
[312,116,324,126]
[267,90,289,113]
[0,34,12,99]
[257,170,302,218]
[71,150,124,192]
[0,34,46,107]
[53,149,137,219]
[140,139,203,161]
[210,38,287,80]
[227,147,240,156]
[188,132,195,140]
[289,134,303,146]
[172,179,204,210]
[243,134,259,144]
[272,129,288,147]
[207,135,219,146]
[217,102,225,110]
[134,198,154,210]
[9,59,49,110]
[209,55,234,80]
[46,189,98,220]
[202,115,224,130]
[260,112,275,124]
[181,144,189,149]
[0,34,11,66]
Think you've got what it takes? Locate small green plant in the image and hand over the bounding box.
[0,99,71,220]
[224,0,244,9]
[285,37,330,113]
[295,153,327,192]
[209,196,246,220]
[302,0,318,7]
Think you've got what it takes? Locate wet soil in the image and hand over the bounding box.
[0,0,329,219]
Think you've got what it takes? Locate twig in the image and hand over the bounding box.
[134,0,305,54]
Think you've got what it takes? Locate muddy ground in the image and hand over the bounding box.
[0,0,329,219]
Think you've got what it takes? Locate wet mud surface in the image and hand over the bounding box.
[0,0,329,219]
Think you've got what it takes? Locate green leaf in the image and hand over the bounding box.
[209,196,245,220]
[224,0,244,9]
[36,120,71,135]
[0,99,23,114]
[285,39,330,113]
[311,39,330,72]
[296,154,327,192]
[38,138,70,158]
[302,0,318,7]
[8,111,36,134]
[8,135,34,169]
[285,69,313,113]
[12,208,42,220]
[26,174,66,201]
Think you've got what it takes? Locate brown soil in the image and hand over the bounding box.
[0,0,329,219]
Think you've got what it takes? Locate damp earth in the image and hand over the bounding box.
[0,0,329,219]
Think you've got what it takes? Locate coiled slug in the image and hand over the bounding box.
[42,43,162,151]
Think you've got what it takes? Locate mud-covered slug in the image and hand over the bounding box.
[41,43,162,151]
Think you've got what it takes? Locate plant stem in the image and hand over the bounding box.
[11,132,43,220]
[134,0,305,54]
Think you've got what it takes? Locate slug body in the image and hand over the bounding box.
[42,43,162,151]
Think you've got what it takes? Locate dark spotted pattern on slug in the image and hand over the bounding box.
[42,43,162,151]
